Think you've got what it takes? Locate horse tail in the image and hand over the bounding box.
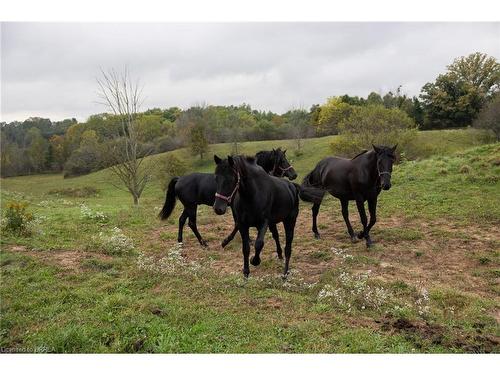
[159,177,179,220]
[293,183,325,205]
[302,168,319,188]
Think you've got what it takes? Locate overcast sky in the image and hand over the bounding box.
[1,22,499,122]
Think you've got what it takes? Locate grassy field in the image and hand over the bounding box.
[1,128,499,353]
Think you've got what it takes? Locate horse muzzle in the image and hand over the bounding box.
[382,182,392,191]
[213,202,228,215]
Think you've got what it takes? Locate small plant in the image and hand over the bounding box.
[80,203,108,223]
[317,270,392,312]
[90,227,134,255]
[331,246,354,261]
[459,164,472,174]
[2,201,35,236]
[137,243,200,275]
[415,287,430,316]
[293,149,304,157]
[478,257,491,265]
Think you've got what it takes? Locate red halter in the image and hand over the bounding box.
[271,160,294,177]
[214,171,240,204]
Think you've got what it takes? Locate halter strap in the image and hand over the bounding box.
[271,158,294,177]
[377,159,392,177]
[280,165,294,172]
[214,171,240,204]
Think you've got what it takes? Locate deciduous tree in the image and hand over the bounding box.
[96,67,153,205]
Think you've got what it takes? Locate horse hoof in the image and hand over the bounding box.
[243,268,250,278]
[277,254,283,260]
[281,271,290,281]
[200,241,208,248]
[314,233,321,240]
[250,256,261,266]
[357,231,365,239]
[350,236,358,243]
[366,241,374,248]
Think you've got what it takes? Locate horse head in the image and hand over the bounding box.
[273,148,297,180]
[372,144,397,190]
[213,154,240,215]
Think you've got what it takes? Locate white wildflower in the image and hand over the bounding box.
[80,203,108,222]
[92,227,134,254]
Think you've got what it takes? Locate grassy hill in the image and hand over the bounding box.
[0,128,499,353]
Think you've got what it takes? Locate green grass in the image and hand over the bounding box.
[1,128,499,353]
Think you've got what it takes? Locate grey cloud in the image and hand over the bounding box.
[1,22,499,122]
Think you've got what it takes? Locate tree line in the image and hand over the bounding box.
[1,52,498,178]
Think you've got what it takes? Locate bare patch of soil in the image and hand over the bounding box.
[382,317,499,353]
[4,245,112,272]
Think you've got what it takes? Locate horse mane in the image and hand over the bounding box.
[232,155,256,176]
[243,155,256,164]
[351,149,369,160]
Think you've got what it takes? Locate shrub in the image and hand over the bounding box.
[63,144,102,178]
[316,97,354,136]
[2,201,35,236]
[330,105,417,158]
[157,154,189,189]
[473,93,500,141]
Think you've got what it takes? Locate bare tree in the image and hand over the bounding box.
[287,108,311,154]
[96,67,153,205]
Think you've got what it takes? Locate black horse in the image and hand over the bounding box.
[302,144,397,247]
[159,148,297,247]
[213,155,322,278]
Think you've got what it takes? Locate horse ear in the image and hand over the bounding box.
[392,144,398,152]
[214,155,222,164]
[228,155,234,167]
[283,149,287,154]
[372,144,381,153]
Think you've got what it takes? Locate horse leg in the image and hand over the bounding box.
[312,202,322,239]
[355,198,371,248]
[283,216,297,278]
[239,225,251,278]
[221,224,238,248]
[340,199,357,242]
[251,220,268,266]
[363,197,377,247]
[187,206,208,247]
[222,208,238,248]
[269,223,283,260]
[177,208,189,243]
